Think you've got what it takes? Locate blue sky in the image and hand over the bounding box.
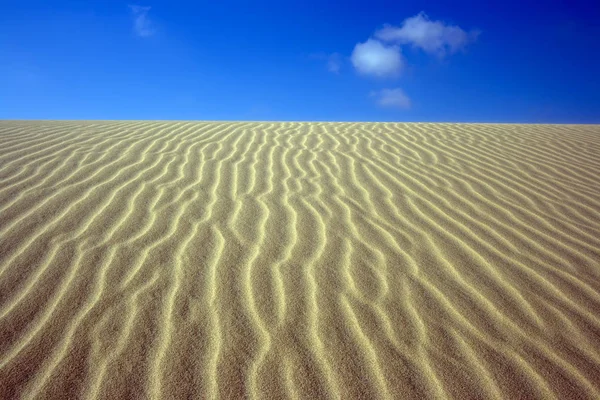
[1,0,599,122]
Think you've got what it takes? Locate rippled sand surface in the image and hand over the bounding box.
[1,121,600,399]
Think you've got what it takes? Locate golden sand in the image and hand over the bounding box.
[0,121,599,399]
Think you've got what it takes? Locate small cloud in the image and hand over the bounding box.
[129,5,154,37]
[350,39,403,78]
[370,88,411,110]
[375,12,478,57]
[327,53,342,74]
[310,52,343,74]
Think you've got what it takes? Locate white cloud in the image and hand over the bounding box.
[375,12,478,57]
[350,39,403,78]
[370,88,411,109]
[129,5,154,37]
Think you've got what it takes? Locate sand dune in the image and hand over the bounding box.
[0,121,599,399]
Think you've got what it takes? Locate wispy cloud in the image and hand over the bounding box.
[129,5,154,38]
[375,12,479,57]
[326,53,342,74]
[310,52,343,74]
[350,39,403,78]
[370,88,411,110]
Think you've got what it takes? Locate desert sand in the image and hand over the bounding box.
[0,121,599,399]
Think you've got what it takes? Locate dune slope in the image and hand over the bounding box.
[1,121,600,399]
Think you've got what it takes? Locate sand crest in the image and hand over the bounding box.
[1,121,599,399]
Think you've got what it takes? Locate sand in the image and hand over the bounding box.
[0,121,599,399]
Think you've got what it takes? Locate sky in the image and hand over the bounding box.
[1,0,599,122]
